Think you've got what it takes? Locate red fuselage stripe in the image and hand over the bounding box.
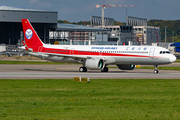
[38,47,153,58]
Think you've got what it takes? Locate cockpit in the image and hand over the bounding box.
[159,51,171,54]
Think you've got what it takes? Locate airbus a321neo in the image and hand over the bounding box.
[21,19,176,74]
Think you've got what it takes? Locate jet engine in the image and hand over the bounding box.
[117,64,135,70]
[85,58,105,70]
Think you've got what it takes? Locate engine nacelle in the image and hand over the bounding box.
[117,64,135,70]
[85,58,105,70]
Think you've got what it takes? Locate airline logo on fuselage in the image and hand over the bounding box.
[25,29,33,39]
[91,47,117,50]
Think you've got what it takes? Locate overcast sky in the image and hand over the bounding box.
[1,0,180,22]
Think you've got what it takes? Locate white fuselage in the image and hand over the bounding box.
[26,44,176,66]
[21,19,176,73]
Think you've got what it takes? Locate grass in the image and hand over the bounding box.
[109,66,180,70]
[0,79,180,120]
[0,60,79,65]
[137,66,180,70]
[175,59,180,63]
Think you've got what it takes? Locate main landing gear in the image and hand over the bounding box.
[79,66,109,72]
[153,65,159,74]
[79,66,87,72]
[101,66,109,72]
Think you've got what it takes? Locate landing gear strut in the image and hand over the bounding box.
[153,65,159,74]
[101,66,109,72]
[79,66,87,72]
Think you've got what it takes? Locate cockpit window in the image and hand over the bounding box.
[159,51,171,54]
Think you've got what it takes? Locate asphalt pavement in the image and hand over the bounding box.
[0,64,179,79]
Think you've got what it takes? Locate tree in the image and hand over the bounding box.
[148,19,180,42]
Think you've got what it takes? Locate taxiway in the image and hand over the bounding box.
[0,64,179,79]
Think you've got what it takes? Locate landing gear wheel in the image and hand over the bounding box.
[154,70,159,74]
[101,67,109,72]
[153,65,159,74]
[79,67,87,72]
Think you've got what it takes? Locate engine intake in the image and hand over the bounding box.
[85,58,105,70]
[117,64,135,70]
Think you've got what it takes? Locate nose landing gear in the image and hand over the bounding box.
[153,65,159,74]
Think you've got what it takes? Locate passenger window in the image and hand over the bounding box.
[160,51,162,54]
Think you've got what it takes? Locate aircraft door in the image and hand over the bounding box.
[99,49,103,56]
[70,48,74,55]
[149,48,155,58]
[38,46,43,55]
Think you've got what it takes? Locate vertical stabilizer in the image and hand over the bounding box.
[22,19,43,51]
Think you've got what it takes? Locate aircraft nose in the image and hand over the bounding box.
[170,55,176,63]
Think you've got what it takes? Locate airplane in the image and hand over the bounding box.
[21,19,176,74]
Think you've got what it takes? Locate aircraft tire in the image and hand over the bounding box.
[101,67,108,72]
[79,67,87,72]
[154,70,159,74]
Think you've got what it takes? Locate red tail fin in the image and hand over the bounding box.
[22,19,43,51]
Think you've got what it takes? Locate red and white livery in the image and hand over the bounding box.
[21,19,176,73]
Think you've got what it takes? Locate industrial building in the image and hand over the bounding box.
[94,25,134,45]
[0,6,57,45]
[133,26,161,45]
[93,25,161,45]
[93,16,161,45]
[51,23,109,45]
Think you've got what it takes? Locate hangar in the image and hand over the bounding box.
[0,6,58,45]
[0,6,109,46]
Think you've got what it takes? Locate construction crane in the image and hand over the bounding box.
[96,4,136,26]
[154,27,159,44]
